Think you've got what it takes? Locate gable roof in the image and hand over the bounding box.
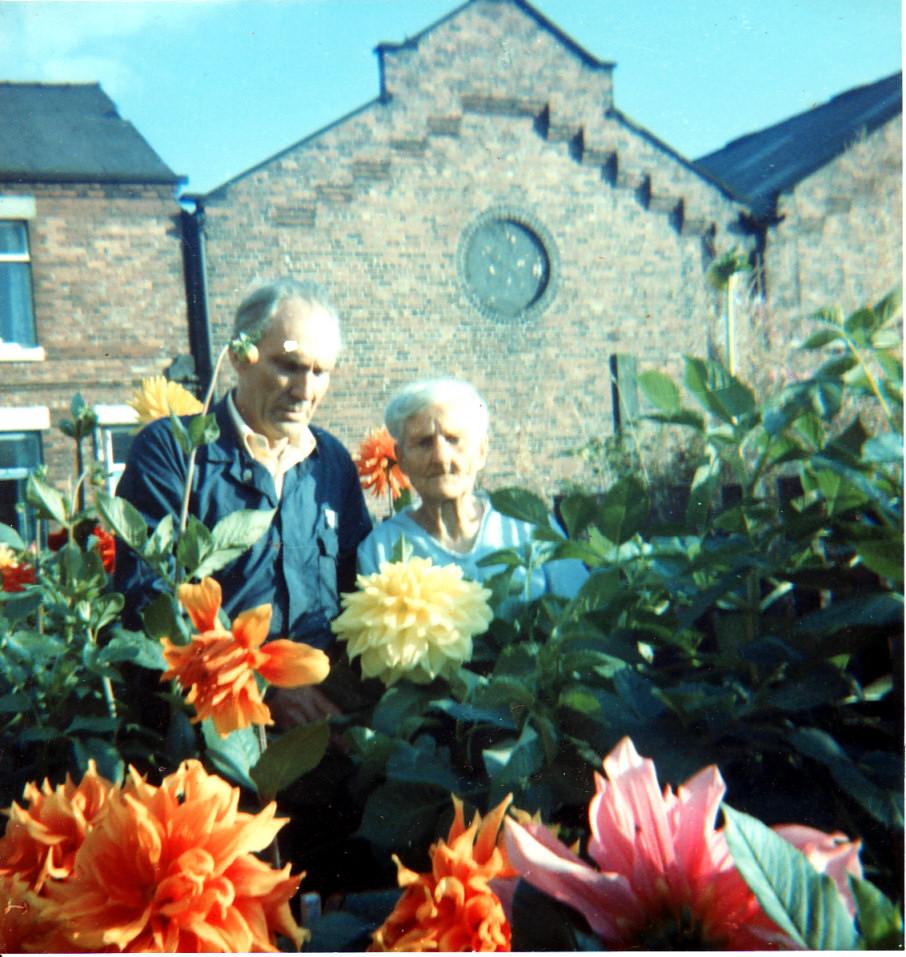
[374,0,614,89]
[0,82,182,185]
[694,72,902,220]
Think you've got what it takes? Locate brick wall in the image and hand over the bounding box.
[0,181,189,486]
[201,0,748,497]
[762,116,903,364]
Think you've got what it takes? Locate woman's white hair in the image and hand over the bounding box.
[384,378,489,441]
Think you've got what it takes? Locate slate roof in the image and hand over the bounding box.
[0,82,182,184]
[695,72,902,220]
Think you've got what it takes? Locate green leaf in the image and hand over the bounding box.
[557,493,600,539]
[723,804,859,950]
[177,515,213,577]
[489,488,551,527]
[144,513,176,563]
[357,781,450,850]
[850,876,903,949]
[251,720,329,802]
[99,632,167,670]
[66,715,120,735]
[210,508,275,552]
[788,727,903,829]
[72,737,125,785]
[801,327,845,350]
[168,411,192,455]
[483,723,544,790]
[855,537,904,582]
[0,692,31,713]
[385,737,462,793]
[0,523,26,551]
[638,369,680,413]
[202,721,260,791]
[862,432,903,464]
[372,683,436,736]
[26,472,68,525]
[141,593,189,643]
[96,492,148,552]
[843,305,883,346]
[187,413,220,449]
[189,509,275,579]
[684,356,757,423]
[593,476,649,544]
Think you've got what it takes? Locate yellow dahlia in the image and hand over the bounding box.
[44,760,306,953]
[370,794,515,952]
[331,556,493,686]
[0,544,15,568]
[128,375,203,423]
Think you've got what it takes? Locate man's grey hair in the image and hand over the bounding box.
[232,277,342,352]
[384,378,490,442]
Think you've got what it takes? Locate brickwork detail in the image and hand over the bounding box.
[0,182,189,483]
[202,0,749,495]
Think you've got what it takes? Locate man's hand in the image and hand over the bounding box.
[267,686,341,729]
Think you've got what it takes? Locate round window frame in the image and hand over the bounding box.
[456,206,559,323]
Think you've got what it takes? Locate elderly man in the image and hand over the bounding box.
[114,278,372,724]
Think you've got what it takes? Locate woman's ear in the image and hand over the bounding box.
[476,433,489,471]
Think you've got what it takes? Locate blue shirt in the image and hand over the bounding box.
[114,396,372,648]
[356,497,587,602]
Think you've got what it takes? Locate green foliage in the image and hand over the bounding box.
[291,291,903,933]
[724,805,860,949]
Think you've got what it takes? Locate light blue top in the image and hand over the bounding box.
[356,496,587,602]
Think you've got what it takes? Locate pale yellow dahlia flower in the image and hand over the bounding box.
[332,557,493,686]
[0,545,15,569]
[128,375,203,423]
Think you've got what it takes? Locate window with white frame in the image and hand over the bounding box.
[0,197,38,354]
[0,407,49,541]
[92,404,139,492]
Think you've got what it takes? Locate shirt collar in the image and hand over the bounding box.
[226,391,316,474]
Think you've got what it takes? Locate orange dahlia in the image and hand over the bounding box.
[355,426,412,502]
[91,524,116,573]
[161,576,330,736]
[0,872,61,953]
[0,760,114,893]
[44,760,306,952]
[370,794,514,952]
[46,524,116,573]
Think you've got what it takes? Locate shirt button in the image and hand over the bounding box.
[242,468,253,482]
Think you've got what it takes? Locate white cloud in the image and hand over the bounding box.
[0,2,225,94]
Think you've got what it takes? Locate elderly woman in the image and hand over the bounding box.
[356,378,586,599]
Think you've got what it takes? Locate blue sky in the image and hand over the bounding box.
[0,0,901,194]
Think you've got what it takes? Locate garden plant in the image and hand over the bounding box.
[0,291,901,951]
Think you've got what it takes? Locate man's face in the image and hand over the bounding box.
[232,298,338,444]
[396,403,488,506]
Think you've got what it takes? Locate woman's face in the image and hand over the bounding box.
[396,403,488,506]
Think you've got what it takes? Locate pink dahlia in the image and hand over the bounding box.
[504,737,861,950]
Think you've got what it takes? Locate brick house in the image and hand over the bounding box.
[0,83,190,536]
[697,72,903,369]
[191,0,901,496]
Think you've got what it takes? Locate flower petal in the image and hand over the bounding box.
[256,639,330,687]
[178,577,224,633]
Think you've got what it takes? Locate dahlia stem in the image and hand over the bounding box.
[177,344,231,537]
[255,722,283,869]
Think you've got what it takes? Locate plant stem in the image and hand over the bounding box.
[254,722,283,869]
[177,344,231,537]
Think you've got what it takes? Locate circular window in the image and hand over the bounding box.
[458,208,557,321]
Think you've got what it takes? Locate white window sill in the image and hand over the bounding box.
[0,344,45,362]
